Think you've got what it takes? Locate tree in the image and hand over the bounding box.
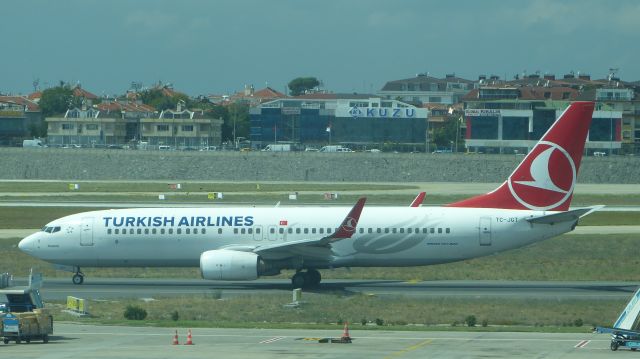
[39,85,79,117]
[139,88,192,111]
[225,102,250,143]
[288,77,320,96]
[432,116,462,150]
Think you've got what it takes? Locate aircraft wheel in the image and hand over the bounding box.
[72,273,84,285]
[306,269,321,287]
[611,341,619,351]
[291,272,305,289]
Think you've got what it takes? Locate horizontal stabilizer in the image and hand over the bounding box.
[526,206,603,225]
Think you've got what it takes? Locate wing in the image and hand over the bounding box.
[253,197,366,260]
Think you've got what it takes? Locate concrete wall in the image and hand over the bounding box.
[2,148,639,183]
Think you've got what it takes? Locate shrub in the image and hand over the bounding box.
[361,318,367,326]
[574,318,584,327]
[171,310,179,321]
[124,305,147,320]
[481,319,488,327]
[465,315,477,327]
[375,318,384,326]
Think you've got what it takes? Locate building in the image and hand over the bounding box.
[462,85,623,154]
[0,96,42,146]
[250,94,428,150]
[378,74,475,105]
[140,101,223,149]
[46,105,125,146]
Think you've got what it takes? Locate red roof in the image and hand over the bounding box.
[72,86,98,99]
[0,96,40,112]
[96,101,156,113]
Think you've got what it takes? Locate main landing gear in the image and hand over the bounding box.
[291,269,321,289]
[72,268,84,285]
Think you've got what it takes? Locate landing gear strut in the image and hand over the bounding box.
[291,269,322,289]
[72,268,84,285]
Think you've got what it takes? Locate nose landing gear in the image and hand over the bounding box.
[72,268,84,285]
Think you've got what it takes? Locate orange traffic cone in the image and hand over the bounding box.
[172,330,180,345]
[184,329,194,345]
[341,322,351,342]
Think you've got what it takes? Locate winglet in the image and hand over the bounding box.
[329,197,366,239]
[410,192,426,207]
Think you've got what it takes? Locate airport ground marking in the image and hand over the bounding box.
[259,336,286,344]
[382,339,432,358]
[574,340,591,348]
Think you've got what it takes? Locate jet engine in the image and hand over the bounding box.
[200,250,260,281]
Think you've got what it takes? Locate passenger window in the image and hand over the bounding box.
[194,228,198,234]
[202,229,206,234]
[129,229,134,234]
[438,228,442,234]
[446,228,450,234]
[186,228,191,234]
[161,229,165,234]
[384,228,389,234]
[400,228,404,233]
[279,228,284,234]
[304,228,309,234]
[392,228,397,234]
[287,228,293,234]
[359,228,364,234]
[319,228,324,234]
[270,228,275,234]
[176,228,181,234]
[152,228,157,234]
[248,228,253,234]
[115,229,120,234]
[233,228,238,234]
[168,228,173,234]
[429,228,434,234]
[407,228,412,234]
[377,228,381,233]
[312,228,316,234]
[296,228,301,234]
[107,229,112,234]
[241,228,246,234]
[217,228,222,234]
[256,228,261,234]
[368,228,373,234]
[327,228,332,234]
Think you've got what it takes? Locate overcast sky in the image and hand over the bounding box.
[2,0,639,97]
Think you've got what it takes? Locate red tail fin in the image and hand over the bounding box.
[447,101,595,211]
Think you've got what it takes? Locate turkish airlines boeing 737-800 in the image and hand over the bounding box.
[19,102,599,288]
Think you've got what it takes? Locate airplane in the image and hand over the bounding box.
[19,101,599,288]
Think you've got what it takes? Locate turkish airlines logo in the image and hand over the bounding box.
[507,141,576,211]
[341,217,358,233]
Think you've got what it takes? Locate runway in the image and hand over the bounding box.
[11,277,639,301]
[0,323,617,359]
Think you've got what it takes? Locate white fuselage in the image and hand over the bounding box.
[19,205,572,271]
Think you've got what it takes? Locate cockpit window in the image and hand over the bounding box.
[42,226,61,233]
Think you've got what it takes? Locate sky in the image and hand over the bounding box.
[1,0,639,97]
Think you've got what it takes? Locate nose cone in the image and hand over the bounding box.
[18,234,36,253]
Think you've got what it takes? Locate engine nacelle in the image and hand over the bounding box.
[200,250,259,281]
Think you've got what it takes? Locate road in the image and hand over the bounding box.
[0,323,618,359]
[9,277,638,301]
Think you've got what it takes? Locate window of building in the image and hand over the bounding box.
[86,124,99,130]
[62,123,75,130]
[182,125,194,131]
[157,124,169,132]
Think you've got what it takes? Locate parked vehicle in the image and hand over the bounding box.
[22,139,46,148]
[319,145,353,153]
[261,144,291,152]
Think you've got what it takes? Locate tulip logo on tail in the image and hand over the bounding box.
[341,217,358,234]
[507,141,576,211]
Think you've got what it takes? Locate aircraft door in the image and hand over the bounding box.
[80,217,94,246]
[479,217,492,246]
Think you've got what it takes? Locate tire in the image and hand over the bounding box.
[611,341,619,351]
[291,273,305,289]
[3,338,9,344]
[72,274,84,285]
[305,269,321,287]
